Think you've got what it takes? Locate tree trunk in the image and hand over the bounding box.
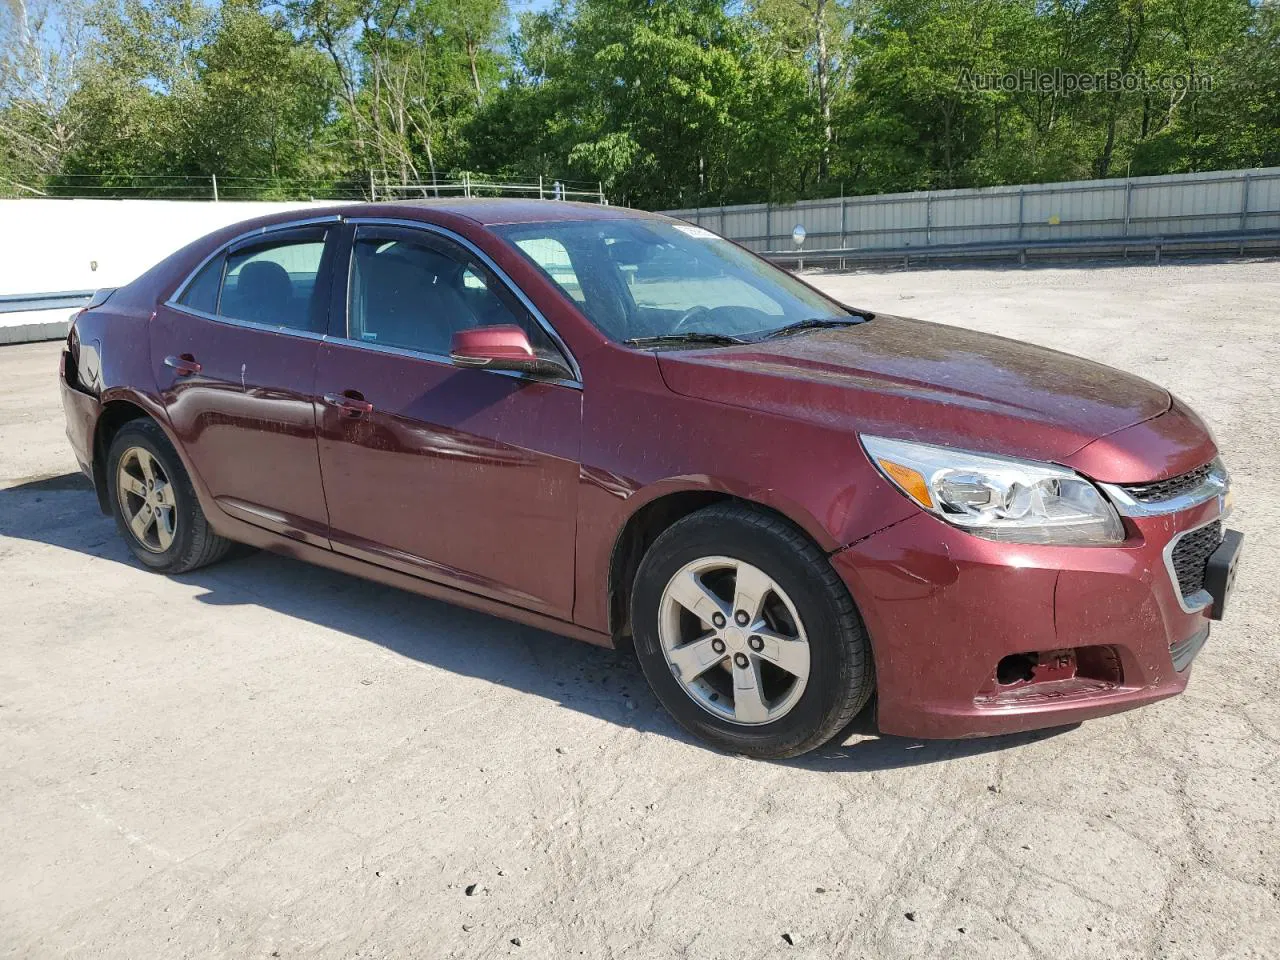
[815,0,832,180]
[942,101,954,186]
[1097,2,1144,178]
[467,34,484,106]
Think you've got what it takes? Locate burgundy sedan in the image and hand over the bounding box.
[59,200,1243,758]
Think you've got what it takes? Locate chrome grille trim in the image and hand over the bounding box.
[1162,516,1224,614]
[1124,462,1214,503]
[1099,458,1228,518]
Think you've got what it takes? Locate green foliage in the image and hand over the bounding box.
[2,0,1278,203]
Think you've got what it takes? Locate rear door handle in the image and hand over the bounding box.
[164,354,202,377]
[322,391,374,417]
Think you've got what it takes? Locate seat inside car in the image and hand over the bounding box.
[353,242,478,354]
[230,260,296,326]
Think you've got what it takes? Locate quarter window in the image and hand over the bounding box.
[177,255,224,314]
[347,231,558,360]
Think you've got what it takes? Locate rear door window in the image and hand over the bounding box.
[219,234,328,332]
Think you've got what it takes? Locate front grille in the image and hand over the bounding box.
[1170,521,1223,598]
[1123,461,1214,504]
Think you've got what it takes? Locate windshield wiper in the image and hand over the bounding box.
[623,332,747,347]
[758,315,871,341]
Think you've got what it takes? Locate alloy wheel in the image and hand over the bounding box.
[116,446,177,553]
[657,556,811,725]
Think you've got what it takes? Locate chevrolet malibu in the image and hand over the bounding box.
[59,200,1244,758]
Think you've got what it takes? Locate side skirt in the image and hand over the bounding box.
[205,508,615,650]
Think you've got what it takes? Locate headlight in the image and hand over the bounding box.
[861,435,1124,545]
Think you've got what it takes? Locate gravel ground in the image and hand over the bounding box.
[1,259,1278,960]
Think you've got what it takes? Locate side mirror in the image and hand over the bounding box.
[450,325,572,380]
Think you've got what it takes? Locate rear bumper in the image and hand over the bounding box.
[60,350,100,484]
[833,498,1223,739]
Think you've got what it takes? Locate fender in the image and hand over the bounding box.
[613,474,840,552]
[573,466,917,637]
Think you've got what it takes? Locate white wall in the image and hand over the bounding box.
[0,198,342,297]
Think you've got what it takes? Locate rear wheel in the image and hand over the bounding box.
[106,419,233,573]
[631,503,874,758]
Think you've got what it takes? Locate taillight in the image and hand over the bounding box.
[64,320,81,383]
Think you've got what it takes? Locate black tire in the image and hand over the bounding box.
[105,418,234,574]
[631,503,874,759]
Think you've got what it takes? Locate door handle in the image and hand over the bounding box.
[164,354,202,377]
[323,391,374,417]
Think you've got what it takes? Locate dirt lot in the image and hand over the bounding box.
[2,260,1278,960]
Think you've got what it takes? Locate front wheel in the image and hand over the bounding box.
[631,503,874,759]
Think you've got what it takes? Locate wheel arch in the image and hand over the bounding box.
[606,484,837,649]
[92,391,178,514]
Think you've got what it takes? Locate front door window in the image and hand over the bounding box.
[346,229,561,361]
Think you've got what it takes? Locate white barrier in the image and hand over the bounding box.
[0,198,341,343]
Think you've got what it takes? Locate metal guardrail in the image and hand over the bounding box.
[767,229,1280,269]
[0,291,94,314]
[668,167,1280,261]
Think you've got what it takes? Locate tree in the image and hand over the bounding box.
[287,0,507,186]
[0,0,94,189]
[55,0,213,190]
[184,0,338,187]
[6,0,1279,203]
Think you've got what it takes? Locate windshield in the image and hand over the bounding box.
[492,219,854,344]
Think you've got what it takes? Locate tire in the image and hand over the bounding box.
[631,503,874,759]
[105,418,234,574]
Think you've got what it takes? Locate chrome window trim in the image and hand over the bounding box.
[162,212,585,390]
[161,303,329,341]
[1161,509,1229,615]
[157,305,578,389]
[323,334,583,390]
[166,214,345,306]
[1099,459,1229,518]
[344,216,583,385]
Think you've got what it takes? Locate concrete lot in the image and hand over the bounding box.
[2,260,1278,959]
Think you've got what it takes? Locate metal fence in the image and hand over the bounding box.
[664,167,1280,266]
[374,176,606,204]
[1,173,607,204]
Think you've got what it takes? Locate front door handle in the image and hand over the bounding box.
[322,391,374,418]
[164,354,202,377]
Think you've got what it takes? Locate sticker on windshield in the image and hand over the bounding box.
[672,224,721,240]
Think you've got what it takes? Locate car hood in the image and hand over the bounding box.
[655,315,1172,465]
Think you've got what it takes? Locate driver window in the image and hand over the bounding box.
[348,231,557,358]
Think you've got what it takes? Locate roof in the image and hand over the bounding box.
[170,199,671,261]
[364,198,666,226]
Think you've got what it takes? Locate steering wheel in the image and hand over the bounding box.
[670,305,715,334]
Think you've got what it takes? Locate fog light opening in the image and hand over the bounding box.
[996,653,1038,686]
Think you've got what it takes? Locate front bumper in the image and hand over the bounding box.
[833,495,1227,739]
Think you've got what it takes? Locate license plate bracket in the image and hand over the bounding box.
[1203,529,1244,621]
